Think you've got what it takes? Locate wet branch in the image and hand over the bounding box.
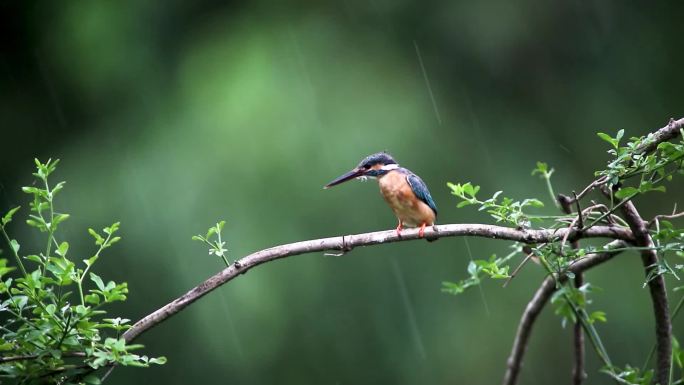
[502,240,627,385]
[122,224,633,343]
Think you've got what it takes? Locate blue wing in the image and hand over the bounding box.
[406,173,438,215]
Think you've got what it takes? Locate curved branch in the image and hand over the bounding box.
[619,201,672,385]
[502,240,627,385]
[122,224,633,343]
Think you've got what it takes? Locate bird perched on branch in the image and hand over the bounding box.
[324,152,437,238]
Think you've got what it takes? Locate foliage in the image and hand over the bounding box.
[447,182,544,228]
[444,128,684,383]
[0,159,165,384]
[192,221,230,267]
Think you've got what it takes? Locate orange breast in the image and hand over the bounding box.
[377,171,435,227]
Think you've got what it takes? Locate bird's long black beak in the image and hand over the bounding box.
[323,168,364,189]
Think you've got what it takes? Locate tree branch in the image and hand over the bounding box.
[116,117,681,378]
[619,201,672,385]
[502,240,627,385]
[122,224,633,343]
[636,117,684,154]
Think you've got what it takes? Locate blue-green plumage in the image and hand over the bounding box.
[405,172,438,215]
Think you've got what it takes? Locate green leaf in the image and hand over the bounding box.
[53,213,70,226]
[523,198,544,208]
[597,132,617,148]
[13,295,28,310]
[21,186,41,194]
[85,293,101,305]
[0,262,16,277]
[88,228,104,245]
[25,254,43,263]
[149,356,167,365]
[84,254,99,267]
[55,242,69,257]
[0,342,14,351]
[103,222,120,235]
[9,239,19,254]
[614,186,638,199]
[90,272,105,291]
[1,206,20,226]
[589,311,607,323]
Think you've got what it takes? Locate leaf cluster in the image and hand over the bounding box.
[0,159,165,384]
[447,182,544,228]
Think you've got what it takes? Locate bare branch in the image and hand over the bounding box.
[122,223,633,343]
[573,176,607,203]
[648,210,684,228]
[619,201,672,385]
[502,240,627,385]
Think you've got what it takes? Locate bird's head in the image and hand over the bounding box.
[324,152,399,189]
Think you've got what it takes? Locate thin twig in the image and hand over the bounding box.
[573,176,607,203]
[559,204,603,256]
[503,251,536,288]
[502,240,627,385]
[0,352,86,364]
[572,191,583,229]
[121,223,633,343]
[558,193,587,385]
[648,211,684,228]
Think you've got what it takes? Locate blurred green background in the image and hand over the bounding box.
[1,1,683,384]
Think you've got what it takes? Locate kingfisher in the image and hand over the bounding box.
[324,152,437,238]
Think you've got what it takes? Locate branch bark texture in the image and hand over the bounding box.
[636,117,684,154]
[122,224,632,343]
[619,201,672,385]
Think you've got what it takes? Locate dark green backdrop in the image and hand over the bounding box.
[1,1,683,384]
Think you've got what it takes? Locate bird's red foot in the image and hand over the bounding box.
[396,222,403,237]
[418,223,426,238]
